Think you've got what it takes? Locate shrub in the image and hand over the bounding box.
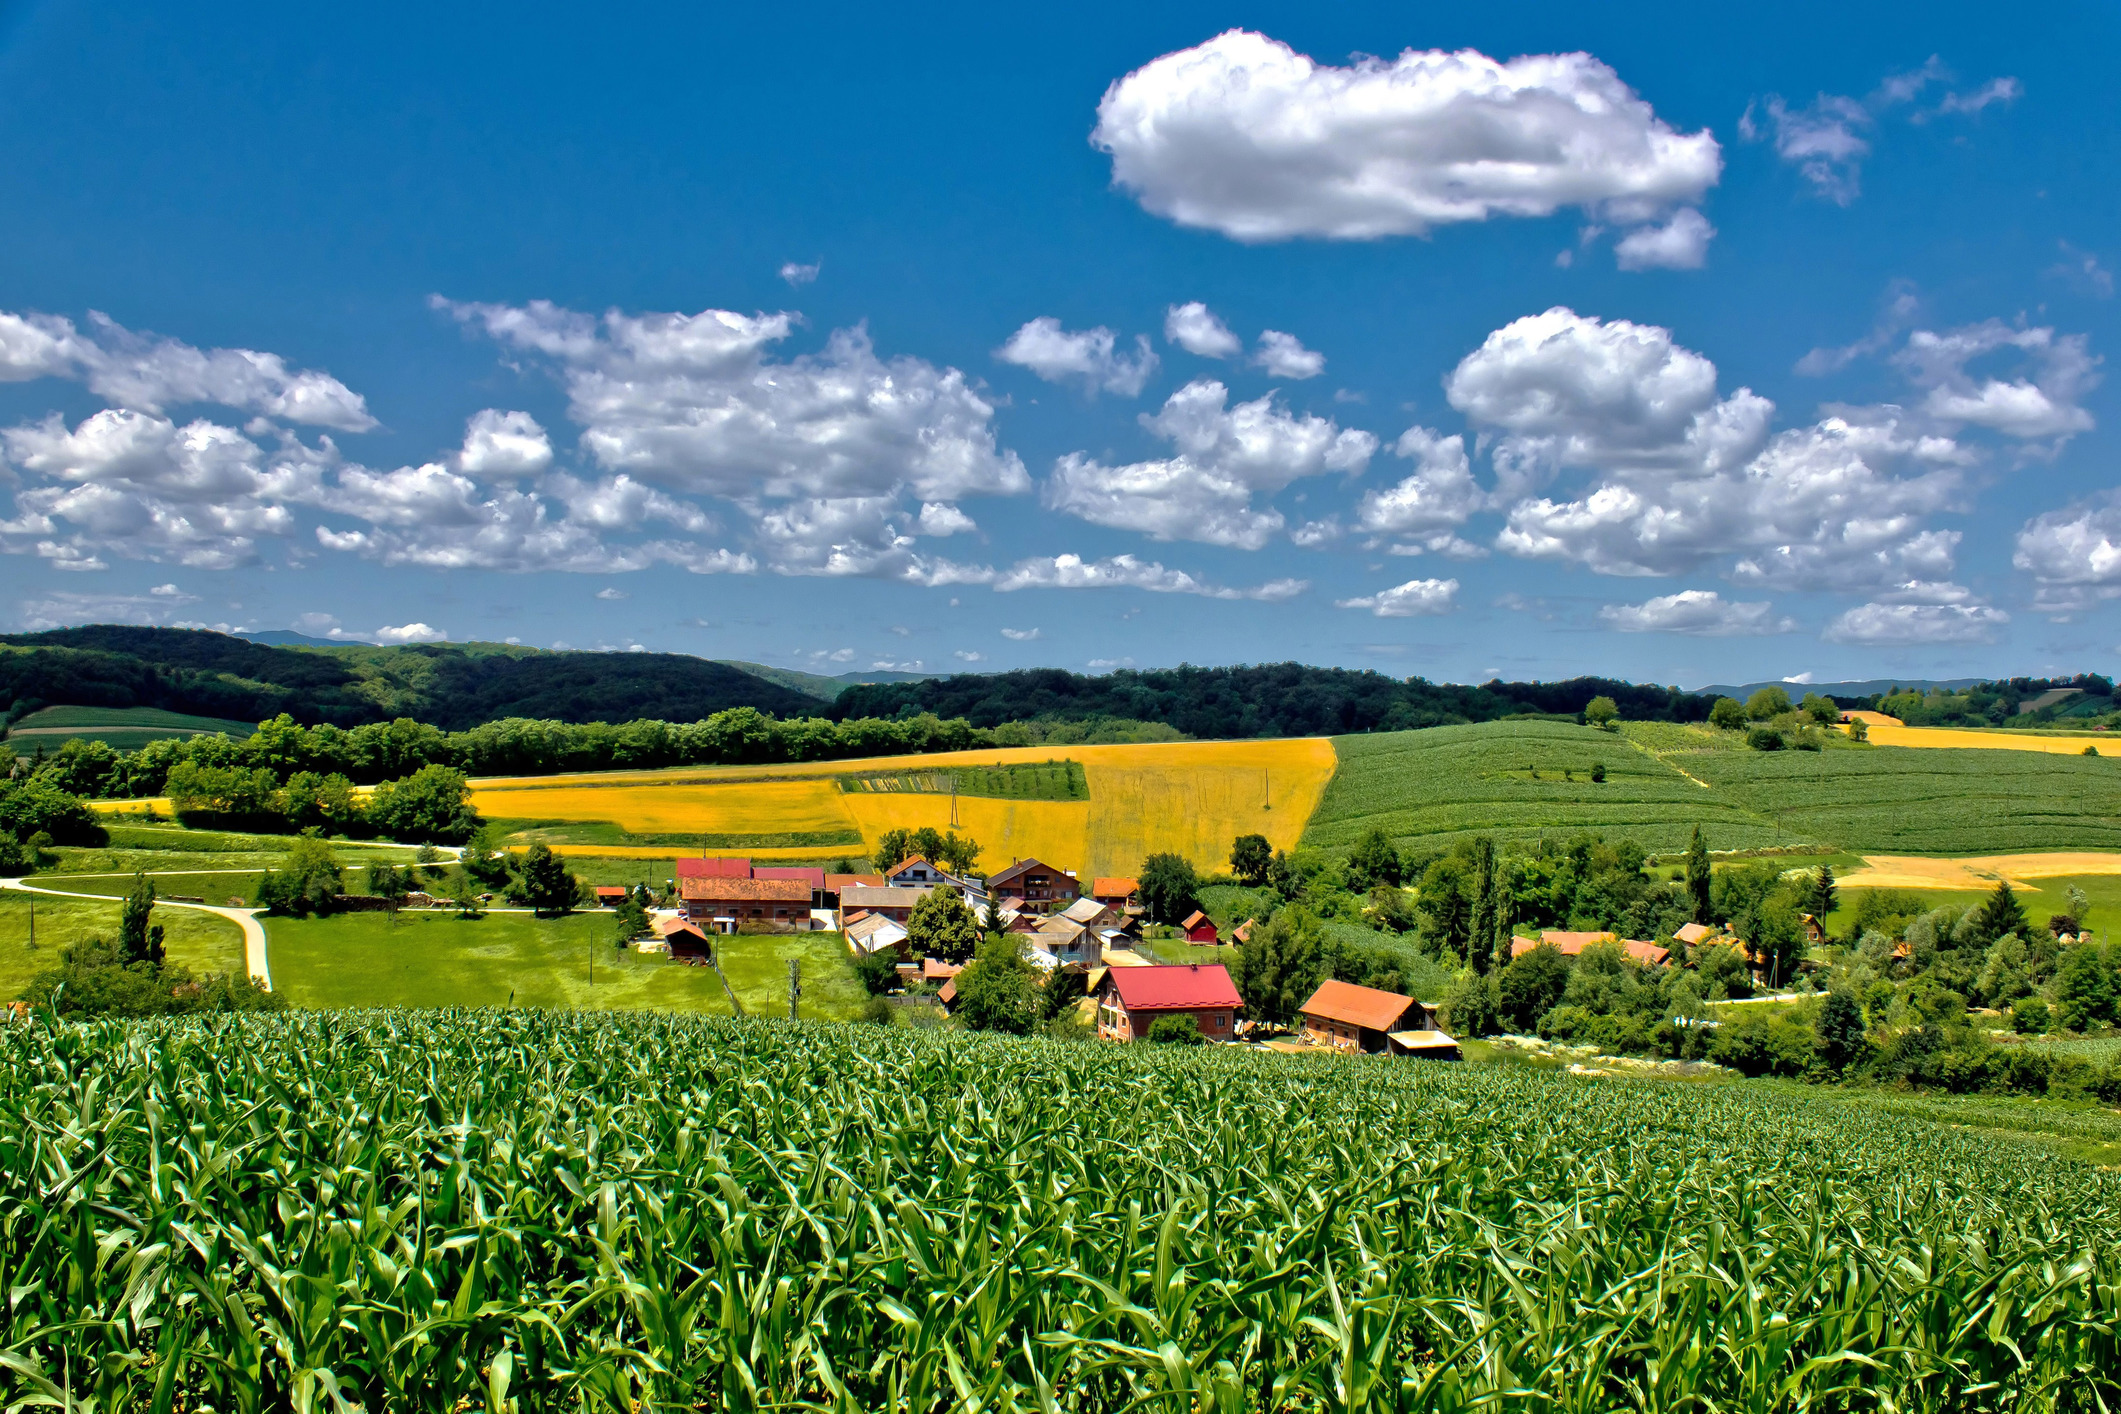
[1747,727,1785,752]
[1145,1014,1206,1045]
[2012,997,2051,1034]
[1708,1007,1817,1077]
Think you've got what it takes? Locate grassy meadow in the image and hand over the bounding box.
[266,909,867,1018]
[0,889,245,997]
[5,703,258,752]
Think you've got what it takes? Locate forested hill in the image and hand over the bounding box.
[831,665,1712,738]
[0,627,819,730]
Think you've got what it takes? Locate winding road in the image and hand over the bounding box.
[1,876,272,991]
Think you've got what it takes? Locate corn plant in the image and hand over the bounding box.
[1,1009,2116,1410]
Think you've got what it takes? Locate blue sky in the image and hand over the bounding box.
[0,0,2115,689]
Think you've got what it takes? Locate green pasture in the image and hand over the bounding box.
[494,818,863,849]
[1306,720,1788,855]
[839,758,1088,801]
[1309,719,2121,858]
[7,703,257,752]
[265,909,865,1018]
[1821,872,2121,940]
[0,890,245,998]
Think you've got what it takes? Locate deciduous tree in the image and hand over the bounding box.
[1229,833,1272,887]
[907,887,980,963]
[1138,852,1201,926]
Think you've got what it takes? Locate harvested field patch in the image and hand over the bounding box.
[1859,721,2114,753]
[1837,852,2121,890]
[471,776,859,844]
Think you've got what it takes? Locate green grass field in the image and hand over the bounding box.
[492,819,864,849]
[1309,719,2121,857]
[6,703,257,751]
[1306,720,1788,855]
[0,890,245,998]
[839,758,1088,801]
[1821,871,2121,940]
[265,909,867,1018]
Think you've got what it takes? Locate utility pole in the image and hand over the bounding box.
[787,957,801,1021]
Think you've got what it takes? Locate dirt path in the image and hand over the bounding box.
[0,876,272,990]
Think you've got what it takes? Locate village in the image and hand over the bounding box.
[594,838,1794,1060]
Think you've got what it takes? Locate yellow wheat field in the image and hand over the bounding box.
[472,777,854,836]
[1839,851,2121,891]
[467,738,1336,876]
[1850,719,2114,755]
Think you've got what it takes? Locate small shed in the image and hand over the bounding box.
[656,915,714,962]
[1181,910,1219,944]
[1386,1029,1464,1060]
[593,886,629,908]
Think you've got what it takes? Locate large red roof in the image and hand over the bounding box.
[1108,964,1242,1012]
[753,866,825,887]
[678,876,812,902]
[1299,978,1420,1032]
[676,857,751,878]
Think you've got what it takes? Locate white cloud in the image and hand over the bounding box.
[1253,330,1324,379]
[1087,656,1135,669]
[2015,496,2121,613]
[1357,428,1484,536]
[436,296,1029,504]
[1598,589,1794,635]
[595,586,628,600]
[1822,601,2007,644]
[779,261,821,286]
[1745,61,2021,205]
[1164,302,1242,359]
[996,317,1158,396]
[544,471,716,534]
[1045,378,1376,549]
[953,649,985,661]
[149,582,186,598]
[374,622,448,644]
[916,501,977,536]
[1334,577,1459,616]
[997,552,1306,600]
[1613,208,1714,271]
[37,540,107,571]
[458,409,553,476]
[0,308,372,429]
[1443,308,1968,587]
[1094,31,1720,248]
[1893,321,2097,441]
[1783,672,1815,685]
[1000,627,1042,640]
[1745,94,1871,204]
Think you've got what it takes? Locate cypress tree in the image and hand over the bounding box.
[1685,826,1712,923]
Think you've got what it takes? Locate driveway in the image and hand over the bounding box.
[1,876,272,991]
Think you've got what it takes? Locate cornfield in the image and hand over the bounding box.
[5,1011,2118,1411]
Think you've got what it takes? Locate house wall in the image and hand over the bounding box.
[1095,999,1235,1042]
[1302,1017,1387,1053]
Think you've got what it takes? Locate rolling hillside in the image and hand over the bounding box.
[0,626,821,731]
[1302,719,2121,857]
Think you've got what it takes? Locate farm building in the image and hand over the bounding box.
[680,876,815,932]
[1180,911,1219,944]
[1232,918,1258,944]
[1298,979,1437,1054]
[884,856,953,887]
[1060,896,1121,930]
[836,885,931,927]
[1028,916,1097,967]
[986,858,1081,912]
[1672,922,1726,947]
[844,912,909,957]
[656,915,713,960]
[1091,877,1139,909]
[1095,964,1242,1043]
[754,866,827,905]
[592,886,629,908]
[1386,1030,1463,1060]
[1510,929,1671,967]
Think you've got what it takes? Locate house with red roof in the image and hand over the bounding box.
[985,857,1080,913]
[1091,876,1139,910]
[1180,910,1219,944]
[1298,979,1435,1054]
[679,875,814,932]
[676,857,751,879]
[1094,963,1243,1043]
[884,856,954,887]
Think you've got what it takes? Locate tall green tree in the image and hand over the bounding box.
[366,765,479,844]
[1345,827,1404,890]
[1228,906,1326,1024]
[1685,826,1713,924]
[1583,695,1619,728]
[613,893,651,948]
[1707,697,1746,730]
[514,842,580,916]
[119,872,164,966]
[1466,838,1497,974]
[1815,989,1867,1072]
[1496,943,1568,1032]
[1229,833,1272,887]
[1745,686,1792,720]
[1805,864,1838,920]
[907,887,980,962]
[1417,856,1473,962]
[1138,852,1201,926]
[954,932,1038,1034]
[1971,879,2030,946]
[2056,943,2119,1031]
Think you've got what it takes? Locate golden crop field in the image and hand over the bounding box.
[466,738,1336,876]
[473,777,853,836]
[1857,721,2115,754]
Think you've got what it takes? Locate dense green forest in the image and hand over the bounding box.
[1868,674,2118,727]
[833,664,1716,736]
[0,627,818,729]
